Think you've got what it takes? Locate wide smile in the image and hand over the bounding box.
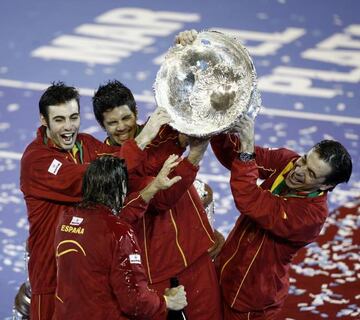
[115,131,131,140]
[117,132,129,137]
[60,132,75,144]
[287,171,300,185]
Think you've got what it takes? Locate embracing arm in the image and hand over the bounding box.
[230,159,327,244]
[129,137,208,211]
[227,115,326,243]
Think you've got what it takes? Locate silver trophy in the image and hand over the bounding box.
[154,30,261,137]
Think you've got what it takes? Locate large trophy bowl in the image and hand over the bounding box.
[154,30,261,137]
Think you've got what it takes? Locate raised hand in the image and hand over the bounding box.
[174,29,198,46]
[139,154,181,203]
[135,108,171,150]
[145,108,172,133]
[152,154,182,190]
[232,115,255,153]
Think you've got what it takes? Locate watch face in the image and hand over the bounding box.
[239,152,255,162]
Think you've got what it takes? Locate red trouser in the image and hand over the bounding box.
[30,293,55,320]
[149,253,223,320]
[223,301,280,320]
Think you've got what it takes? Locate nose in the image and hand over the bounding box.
[116,122,126,131]
[64,119,72,130]
[293,165,305,176]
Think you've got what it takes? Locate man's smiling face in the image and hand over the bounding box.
[285,148,333,193]
[41,99,80,151]
[102,105,137,145]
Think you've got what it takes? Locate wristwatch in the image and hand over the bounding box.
[239,152,256,162]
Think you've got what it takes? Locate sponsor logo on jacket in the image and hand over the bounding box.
[129,254,141,264]
[70,216,83,226]
[48,159,62,175]
[60,224,85,235]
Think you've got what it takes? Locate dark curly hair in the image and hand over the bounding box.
[81,155,128,214]
[92,80,137,128]
[313,140,352,189]
[39,81,80,123]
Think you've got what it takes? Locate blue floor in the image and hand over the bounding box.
[0,1,359,318]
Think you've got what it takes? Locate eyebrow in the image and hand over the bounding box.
[52,113,79,120]
[105,114,132,122]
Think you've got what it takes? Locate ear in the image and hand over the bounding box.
[40,114,48,127]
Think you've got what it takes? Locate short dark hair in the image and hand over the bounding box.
[39,81,80,122]
[313,140,352,187]
[92,80,137,128]
[81,155,128,214]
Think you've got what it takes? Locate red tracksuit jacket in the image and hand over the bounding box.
[54,202,166,320]
[20,126,144,295]
[126,125,215,284]
[211,134,329,317]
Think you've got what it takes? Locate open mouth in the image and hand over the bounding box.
[61,133,75,144]
[288,171,302,185]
